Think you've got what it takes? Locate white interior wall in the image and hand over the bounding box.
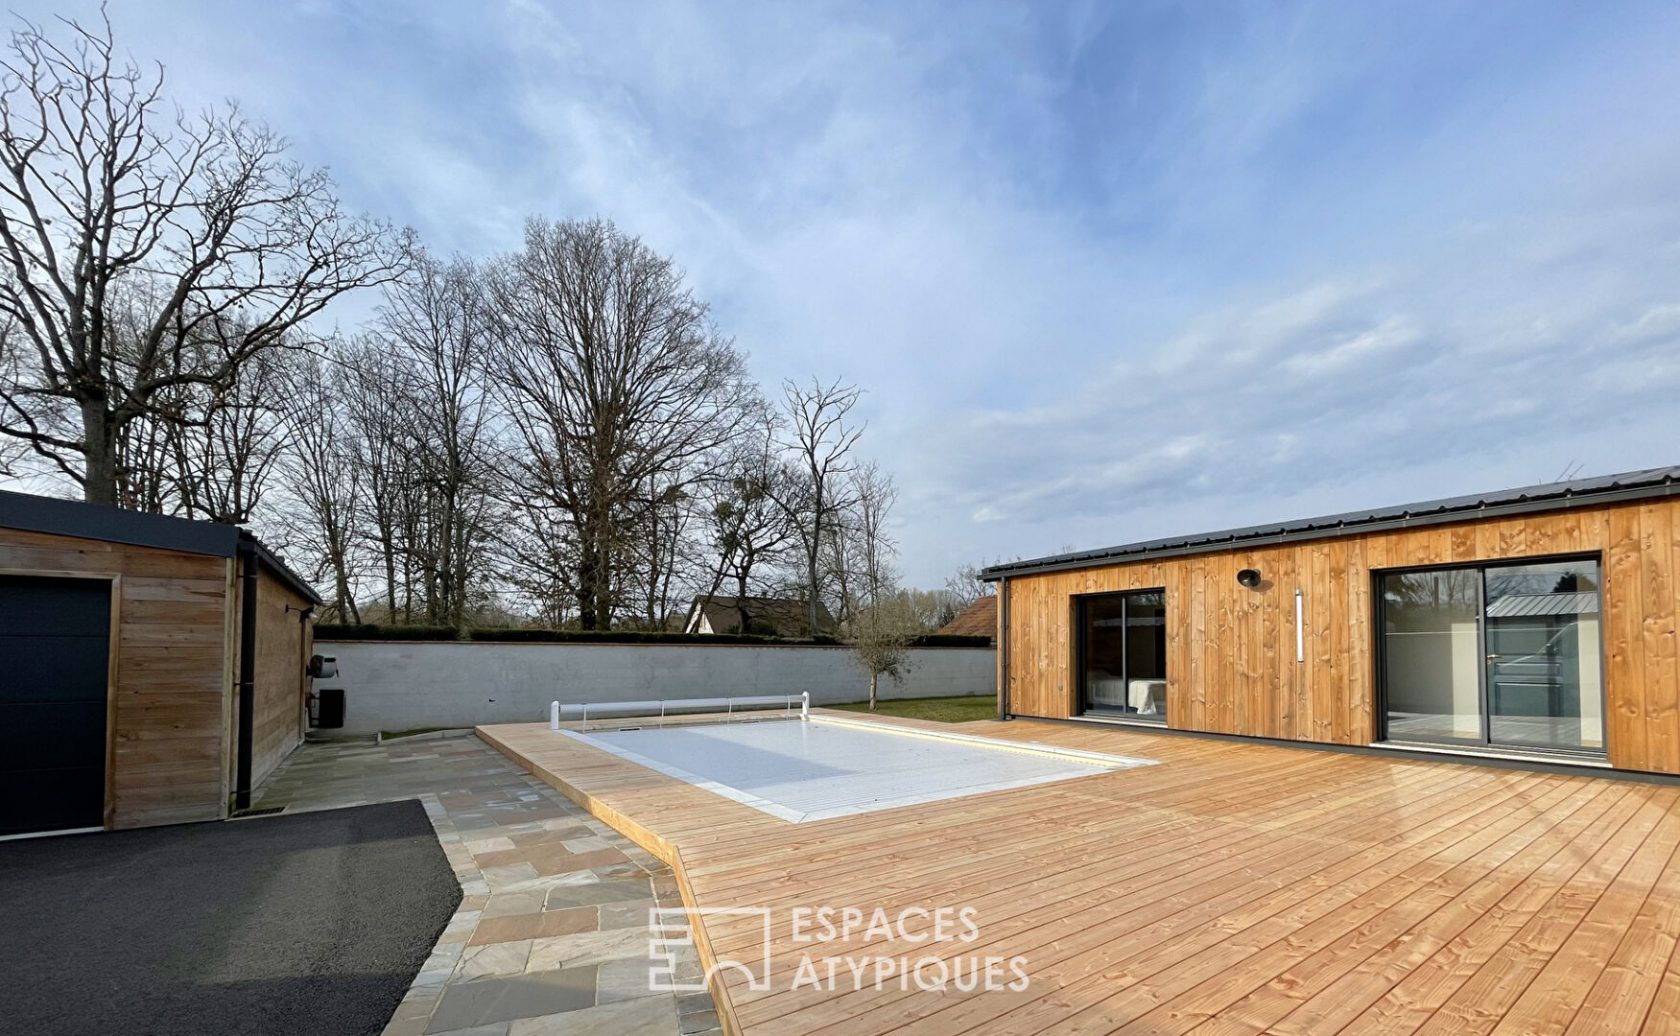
[1385,624,1482,736]
[1578,616,1604,747]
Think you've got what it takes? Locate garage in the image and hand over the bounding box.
[0,576,112,835]
[0,490,320,835]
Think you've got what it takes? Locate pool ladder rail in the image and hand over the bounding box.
[550,692,811,732]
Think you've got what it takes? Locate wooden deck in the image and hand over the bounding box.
[479,713,1680,1035]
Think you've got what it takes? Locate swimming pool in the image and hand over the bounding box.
[560,716,1155,822]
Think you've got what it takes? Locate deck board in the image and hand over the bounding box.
[480,713,1680,1035]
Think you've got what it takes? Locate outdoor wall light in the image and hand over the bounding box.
[1236,568,1262,589]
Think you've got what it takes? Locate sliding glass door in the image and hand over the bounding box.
[1484,561,1602,751]
[1379,557,1603,754]
[1078,590,1167,722]
[1378,568,1483,743]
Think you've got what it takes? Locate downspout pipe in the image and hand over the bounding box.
[234,540,259,811]
[997,576,1011,721]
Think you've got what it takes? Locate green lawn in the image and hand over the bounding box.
[828,694,997,723]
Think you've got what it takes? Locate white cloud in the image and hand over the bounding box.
[1281,315,1419,379]
[1614,303,1680,345]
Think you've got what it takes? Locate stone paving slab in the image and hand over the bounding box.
[256,734,720,1036]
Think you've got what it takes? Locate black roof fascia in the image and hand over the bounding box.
[238,532,324,605]
[981,465,1680,581]
[0,487,240,557]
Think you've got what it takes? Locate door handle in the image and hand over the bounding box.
[1486,654,1499,662]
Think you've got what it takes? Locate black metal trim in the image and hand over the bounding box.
[240,531,323,605]
[230,805,286,819]
[1377,738,1609,763]
[981,471,1680,581]
[1074,592,1088,718]
[1477,565,1492,745]
[233,545,259,811]
[1064,712,1168,732]
[997,576,1011,721]
[1072,586,1169,724]
[1372,551,1609,758]
[1371,566,1385,745]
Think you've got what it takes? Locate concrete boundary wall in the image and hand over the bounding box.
[315,639,997,733]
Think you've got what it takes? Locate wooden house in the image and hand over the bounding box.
[985,465,1680,775]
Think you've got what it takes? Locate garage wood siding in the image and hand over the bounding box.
[247,572,311,788]
[1001,499,1680,774]
[0,526,234,828]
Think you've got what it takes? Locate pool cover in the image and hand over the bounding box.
[565,716,1155,822]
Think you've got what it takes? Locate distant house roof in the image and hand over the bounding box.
[1485,592,1600,619]
[982,464,1680,581]
[0,488,321,604]
[937,595,997,639]
[686,595,837,637]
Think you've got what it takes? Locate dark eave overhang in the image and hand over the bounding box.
[0,487,239,557]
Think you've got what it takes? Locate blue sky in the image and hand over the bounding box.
[34,1,1680,585]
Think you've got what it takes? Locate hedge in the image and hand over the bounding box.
[312,624,991,649]
[909,634,992,648]
[468,628,841,645]
[313,624,461,641]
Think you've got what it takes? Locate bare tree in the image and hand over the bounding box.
[775,377,863,635]
[490,503,581,628]
[167,346,297,523]
[694,413,797,629]
[822,516,860,627]
[820,460,897,627]
[945,563,994,607]
[0,416,22,476]
[934,561,996,625]
[279,351,362,621]
[74,289,301,523]
[483,217,756,630]
[334,339,426,622]
[895,587,962,630]
[850,460,897,610]
[0,11,409,504]
[371,254,497,626]
[628,481,696,628]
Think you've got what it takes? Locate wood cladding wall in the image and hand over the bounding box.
[0,527,233,828]
[1000,499,1680,774]
[247,573,311,789]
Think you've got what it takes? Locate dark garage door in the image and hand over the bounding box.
[0,575,110,835]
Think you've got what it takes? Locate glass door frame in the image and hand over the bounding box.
[1373,551,1608,758]
[1074,587,1168,723]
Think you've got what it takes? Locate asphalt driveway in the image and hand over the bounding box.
[0,800,460,1036]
